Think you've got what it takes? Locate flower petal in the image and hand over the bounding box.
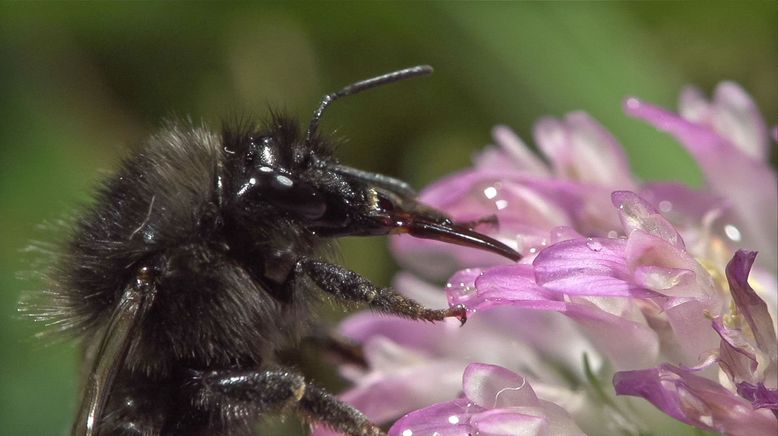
[388,364,584,436]
[463,363,537,409]
[486,125,550,176]
[624,230,718,306]
[338,338,466,425]
[533,237,661,298]
[463,261,660,369]
[711,82,770,162]
[625,97,777,269]
[449,265,566,312]
[614,363,778,435]
[726,251,778,362]
[612,191,685,250]
[534,112,635,189]
[679,86,712,123]
[388,398,476,436]
[713,317,759,385]
[737,382,778,411]
[470,409,546,435]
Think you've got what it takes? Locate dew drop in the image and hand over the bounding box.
[724,224,742,242]
[483,186,498,199]
[607,230,618,239]
[448,415,460,425]
[495,199,508,210]
[658,200,672,213]
[402,430,413,436]
[585,239,603,252]
[447,281,476,301]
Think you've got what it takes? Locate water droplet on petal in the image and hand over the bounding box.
[402,429,413,436]
[483,186,498,199]
[585,238,603,252]
[658,200,672,213]
[448,415,460,425]
[607,230,618,239]
[447,280,476,303]
[495,199,508,210]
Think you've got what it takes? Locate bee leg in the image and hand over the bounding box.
[295,258,467,324]
[190,368,383,436]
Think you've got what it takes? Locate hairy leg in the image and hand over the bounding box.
[295,257,466,324]
[185,368,382,436]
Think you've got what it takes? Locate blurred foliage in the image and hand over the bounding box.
[0,3,775,435]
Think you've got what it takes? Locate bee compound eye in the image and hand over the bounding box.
[240,168,327,221]
[274,183,328,221]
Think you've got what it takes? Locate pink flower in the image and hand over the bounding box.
[316,82,777,435]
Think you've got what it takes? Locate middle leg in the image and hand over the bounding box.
[181,367,383,436]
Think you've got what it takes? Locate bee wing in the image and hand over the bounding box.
[71,282,156,436]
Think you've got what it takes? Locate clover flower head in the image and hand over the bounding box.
[314,82,777,436]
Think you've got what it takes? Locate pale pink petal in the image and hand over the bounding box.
[339,355,465,425]
[562,300,659,370]
[486,125,550,176]
[534,113,635,189]
[663,299,721,366]
[564,112,635,188]
[711,82,769,162]
[534,117,569,175]
[624,230,718,305]
[339,312,447,354]
[679,86,712,123]
[463,363,538,409]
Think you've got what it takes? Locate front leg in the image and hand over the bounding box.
[187,368,381,436]
[296,258,466,324]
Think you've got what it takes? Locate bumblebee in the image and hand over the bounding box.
[31,66,519,435]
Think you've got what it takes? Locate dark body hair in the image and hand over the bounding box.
[56,120,328,433]
[62,119,325,374]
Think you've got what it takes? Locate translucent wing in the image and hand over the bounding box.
[71,281,156,436]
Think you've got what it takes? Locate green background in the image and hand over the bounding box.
[0,3,775,435]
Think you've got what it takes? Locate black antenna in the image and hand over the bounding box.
[305,65,433,144]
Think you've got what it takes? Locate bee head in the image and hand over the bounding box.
[224,66,520,261]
